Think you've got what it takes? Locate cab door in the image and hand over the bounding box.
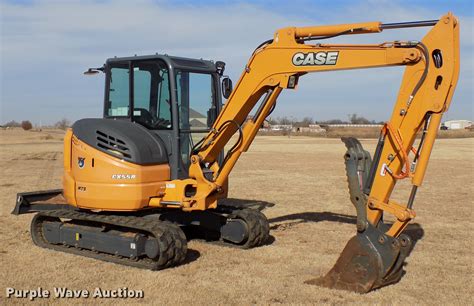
[175,71,221,178]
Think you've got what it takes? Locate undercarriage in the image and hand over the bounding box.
[13,191,270,269]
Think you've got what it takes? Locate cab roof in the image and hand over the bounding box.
[105,54,217,73]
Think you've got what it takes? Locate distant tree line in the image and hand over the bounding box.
[3,118,71,130]
[268,114,384,127]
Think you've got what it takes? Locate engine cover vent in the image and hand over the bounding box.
[96,130,132,159]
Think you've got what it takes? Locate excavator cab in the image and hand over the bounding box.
[54,55,229,211]
[101,55,224,179]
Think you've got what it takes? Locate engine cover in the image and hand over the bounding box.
[63,119,171,211]
[72,118,168,165]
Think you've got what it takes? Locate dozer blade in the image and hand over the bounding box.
[306,223,412,293]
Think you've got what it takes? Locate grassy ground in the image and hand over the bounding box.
[0,129,472,304]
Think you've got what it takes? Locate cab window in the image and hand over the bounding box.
[176,71,214,130]
[106,61,172,129]
[176,71,216,171]
[108,66,129,116]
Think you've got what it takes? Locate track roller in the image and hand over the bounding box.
[159,206,270,249]
[223,208,270,248]
[31,209,187,270]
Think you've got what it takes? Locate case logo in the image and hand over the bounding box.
[78,157,85,168]
[292,51,339,66]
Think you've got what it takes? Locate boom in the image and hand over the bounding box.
[157,12,459,292]
[160,13,459,214]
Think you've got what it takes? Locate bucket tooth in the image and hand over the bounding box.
[306,223,412,293]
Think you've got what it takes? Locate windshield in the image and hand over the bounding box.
[106,60,172,129]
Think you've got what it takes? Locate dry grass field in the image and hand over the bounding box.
[0,128,472,304]
[260,126,474,139]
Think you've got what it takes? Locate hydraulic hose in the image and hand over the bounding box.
[406,42,430,108]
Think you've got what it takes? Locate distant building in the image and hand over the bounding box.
[322,124,383,128]
[294,124,326,133]
[441,120,472,130]
[270,124,292,131]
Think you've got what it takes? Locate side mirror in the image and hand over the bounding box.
[222,77,233,99]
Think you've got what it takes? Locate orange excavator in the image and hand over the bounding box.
[13,13,459,293]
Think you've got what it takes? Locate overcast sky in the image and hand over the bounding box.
[1,0,472,125]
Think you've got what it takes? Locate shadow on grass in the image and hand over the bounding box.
[218,200,425,252]
[220,199,427,289]
[269,211,357,229]
[403,223,425,257]
[270,209,425,289]
[268,210,424,256]
[218,198,276,211]
[182,249,201,265]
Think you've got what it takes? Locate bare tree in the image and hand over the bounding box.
[4,120,21,127]
[55,118,71,130]
[278,116,291,125]
[317,119,346,124]
[293,117,313,128]
[348,113,371,124]
[21,120,33,130]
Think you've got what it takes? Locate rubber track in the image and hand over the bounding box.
[31,209,187,270]
[225,207,270,249]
